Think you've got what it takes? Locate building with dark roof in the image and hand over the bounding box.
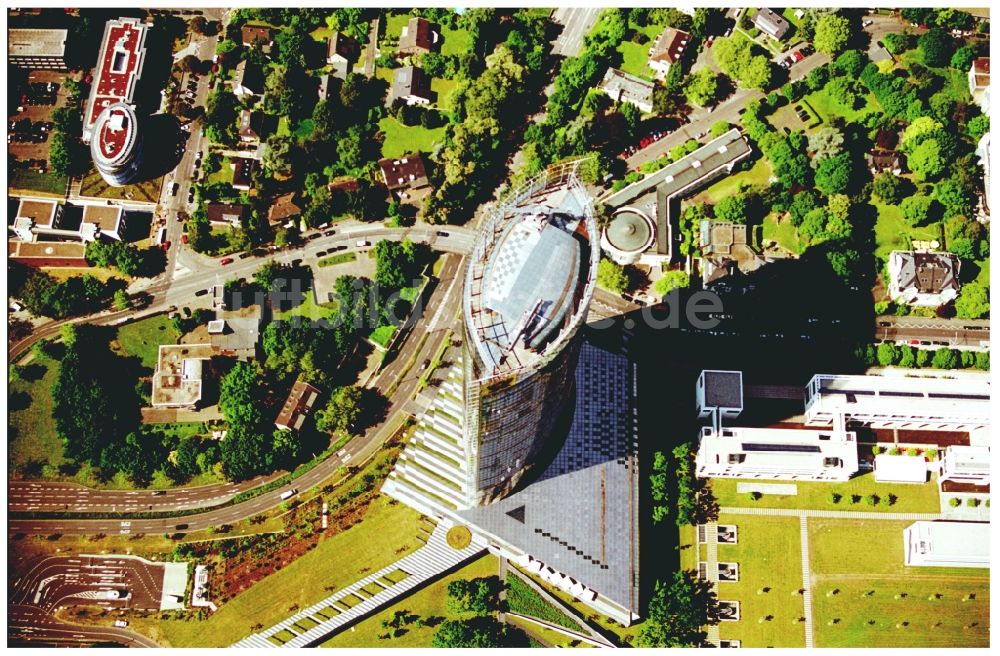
[231,158,256,191]
[389,65,433,105]
[378,154,430,191]
[888,250,961,307]
[205,203,248,227]
[699,220,767,284]
[274,379,321,432]
[647,26,690,80]
[326,31,359,79]
[238,110,273,142]
[241,25,273,49]
[267,192,303,225]
[397,16,439,56]
[8,28,69,70]
[751,8,792,40]
[233,60,265,100]
[600,208,655,265]
[867,150,904,175]
[82,17,148,142]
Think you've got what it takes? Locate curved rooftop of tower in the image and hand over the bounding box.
[91,102,138,167]
[464,162,598,378]
[604,208,654,254]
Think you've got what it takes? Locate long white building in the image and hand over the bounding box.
[904,521,990,568]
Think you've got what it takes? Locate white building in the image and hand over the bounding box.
[940,445,990,487]
[968,57,990,112]
[804,374,991,433]
[695,425,858,481]
[904,521,990,568]
[873,454,928,484]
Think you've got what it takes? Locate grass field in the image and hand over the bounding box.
[46,267,120,283]
[615,18,664,81]
[321,554,498,648]
[9,352,65,472]
[378,116,446,159]
[273,291,341,322]
[690,158,773,205]
[430,77,458,112]
[205,161,235,187]
[809,518,989,647]
[872,199,942,260]
[802,87,880,126]
[762,213,805,255]
[114,314,180,370]
[317,252,357,267]
[131,497,424,647]
[369,325,397,348]
[711,471,943,514]
[9,168,69,197]
[715,513,805,647]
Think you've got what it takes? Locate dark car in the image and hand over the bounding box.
[291,259,303,267]
[238,252,252,259]
[436,230,449,237]
[324,229,337,236]
[171,183,179,196]
[175,523,189,530]
[152,491,166,496]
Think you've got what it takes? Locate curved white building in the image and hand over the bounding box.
[90,102,143,187]
[600,207,656,265]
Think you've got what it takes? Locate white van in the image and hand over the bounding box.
[279,489,298,501]
[356,240,370,248]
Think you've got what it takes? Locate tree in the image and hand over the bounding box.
[253,261,285,292]
[684,68,719,107]
[833,49,867,78]
[936,180,976,221]
[272,428,302,469]
[931,348,959,370]
[49,132,88,176]
[638,571,712,647]
[596,258,628,294]
[871,172,907,204]
[808,127,845,163]
[954,282,989,319]
[372,239,419,290]
[315,386,363,435]
[900,194,936,227]
[918,29,953,68]
[263,136,298,177]
[883,32,914,55]
[174,435,202,480]
[950,45,977,71]
[814,14,851,56]
[876,342,899,366]
[742,55,773,91]
[113,289,129,311]
[446,577,497,615]
[432,617,505,648]
[813,152,853,195]
[908,139,945,180]
[654,270,690,297]
[710,121,731,138]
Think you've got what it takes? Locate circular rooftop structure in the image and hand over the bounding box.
[91,102,143,187]
[601,207,655,265]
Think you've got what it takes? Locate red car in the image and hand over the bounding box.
[705,38,713,48]
[792,50,805,62]
[161,241,171,251]
[181,234,188,244]
[220,257,233,265]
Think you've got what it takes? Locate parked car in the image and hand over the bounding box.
[219,257,233,265]
[323,229,337,236]
[170,183,179,196]
[161,241,171,251]
[181,234,188,244]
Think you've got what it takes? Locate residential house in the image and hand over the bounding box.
[275,379,322,432]
[968,57,990,111]
[378,154,430,192]
[241,25,274,50]
[647,27,690,81]
[751,8,792,41]
[597,68,655,113]
[233,60,265,100]
[205,203,248,227]
[231,158,256,191]
[887,250,961,307]
[389,66,433,106]
[267,192,303,226]
[238,110,273,143]
[326,31,360,79]
[867,150,904,175]
[397,16,439,56]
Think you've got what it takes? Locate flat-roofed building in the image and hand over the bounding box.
[81,205,126,240]
[12,199,126,243]
[603,129,752,263]
[940,445,990,487]
[804,374,991,432]
[210,304,262,361]
[274,379,321,432]
[888,250,961,307]
[968,57,989,111]
[695,425,859,481]
[873,454,928,484]
[696,370,744,420]
[151,344,214,408]
[699,220,767,284]
[904,521,990,568]
[8,239,88,268]
[83,17,148,143]
[14,198,60,229]
[8,28,68,70]
[598,67,655,113]
[647,26,689,80]
[600,208,655,265]
[90,102,144,186]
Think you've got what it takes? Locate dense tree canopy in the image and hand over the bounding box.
[638,571,714,647]
[813,13,852,56]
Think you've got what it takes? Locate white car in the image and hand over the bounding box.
[114,619,129,628]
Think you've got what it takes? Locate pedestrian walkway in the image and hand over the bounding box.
[798,516,815,648]
[702,523,721,646]
[231,519,486,648]
[720,507,944,521]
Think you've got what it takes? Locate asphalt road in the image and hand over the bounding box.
[8,607,160,648]
[875,317,990,350]
[11,555,165,613]
[550,7,602,58]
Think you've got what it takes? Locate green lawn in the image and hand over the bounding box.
[872,199,942,260]
[616,19,664,80]
[79,168,163,203]
[114,314,180,370]
[205,162,235,186]
[378,116,446,159]
[430,77,458,112]
[715,513,805,648]
[321,554,498,648]
[711,471,943,514]
[273,291,341,322]
[317,252,358,267]
[369,325,397,349]
[810,519,989,647]
[9,168,69,197]
[276,116,291,137]
[690,158,773,205]
[506,573,582,631]
[9,352,65,472]
[140,497,425,647]
[383,13,410,50]
[439,22,472,57]
[802,88,880,126]
[762,213,805,255]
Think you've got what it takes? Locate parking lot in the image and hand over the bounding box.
[9,554,181,613]
[8,69,75,172]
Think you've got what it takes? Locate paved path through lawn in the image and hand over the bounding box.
[231,519,486,648]
[799,516,815,648]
